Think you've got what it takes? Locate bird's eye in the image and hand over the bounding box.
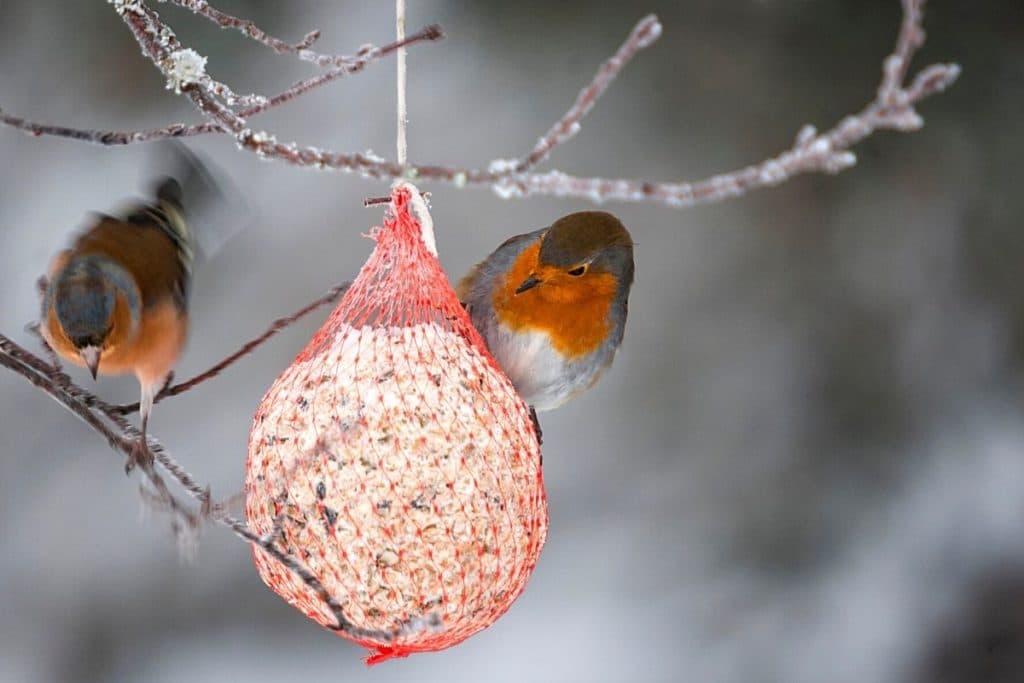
[567,264,588,277]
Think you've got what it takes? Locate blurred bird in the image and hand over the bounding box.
[458,211,634,431]
[39,157,202,472]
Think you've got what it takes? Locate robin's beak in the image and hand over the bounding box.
[79,346,101,380]
[515,274,543,294]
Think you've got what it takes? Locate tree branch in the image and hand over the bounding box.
[168,0,323,58]
[167,0,432,70]
[484,0,960,205]
[497,14,662,177]
[0,24,443,144]
[0,1,959,208]
[110,281,350,415]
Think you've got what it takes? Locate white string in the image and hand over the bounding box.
[396,0,407,167]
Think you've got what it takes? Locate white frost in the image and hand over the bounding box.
[795,124,818,147]
[164,48,207,94]
[759,160,787,185]
[487,158,518,174]
[825,151,857,173]
[636,18,663,48]
[492,179,524,200]
[554,121,582,144]
[809,137,833,156]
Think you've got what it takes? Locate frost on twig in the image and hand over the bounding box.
[168,0,321,57]
[163,48,207,94]
[168,0,407,69]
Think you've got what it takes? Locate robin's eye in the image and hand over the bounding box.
[567,264,587,277]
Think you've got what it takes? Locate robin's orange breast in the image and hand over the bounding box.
[491,242,617,360]
[44,293,186,384]
[99,298,187,384]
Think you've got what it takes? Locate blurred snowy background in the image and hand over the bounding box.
[1,1,1021,682]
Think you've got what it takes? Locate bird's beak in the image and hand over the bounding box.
[79,346,101,380]
[515,274,543,294]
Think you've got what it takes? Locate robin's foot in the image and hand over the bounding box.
[199,485,214,519]
[125,436,154,475]
[25,321,63,372]
[529,406,543,446]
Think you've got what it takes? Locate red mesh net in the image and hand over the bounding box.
[245,183,548,663]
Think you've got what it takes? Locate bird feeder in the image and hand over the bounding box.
[245,183,548,663]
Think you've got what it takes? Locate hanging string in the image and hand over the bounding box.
[365,0,409,207]
[396,0,408,167]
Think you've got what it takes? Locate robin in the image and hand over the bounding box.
[39,161,201,472]
[458,211,635,434]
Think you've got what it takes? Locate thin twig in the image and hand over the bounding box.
[0,337,127,453]
[169,0,322,57]
[501,14,662,176]
[110,281,350,415]
[0,25,443,145]
[170,0,428,70]
[242,25,442,116]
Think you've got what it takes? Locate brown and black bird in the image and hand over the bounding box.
[40,152,206,470]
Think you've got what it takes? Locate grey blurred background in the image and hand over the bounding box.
[1,1,1021,682]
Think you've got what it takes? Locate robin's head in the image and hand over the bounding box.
[48,257,141,378]
[514,211,634,303]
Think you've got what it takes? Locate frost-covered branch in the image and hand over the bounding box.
[2,1,959,207]
[0,4,662,188]
[0,22,443,144]
[167,0,412,69]
[486,0,960,205]
[126,3,666,186]
[167,0,322,58]
[499,14,662,178]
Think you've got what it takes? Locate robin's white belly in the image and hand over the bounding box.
[486,325,603,411]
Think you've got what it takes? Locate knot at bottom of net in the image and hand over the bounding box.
[246,322,548,660]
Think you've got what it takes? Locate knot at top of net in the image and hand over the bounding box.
[321,182,454,335]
